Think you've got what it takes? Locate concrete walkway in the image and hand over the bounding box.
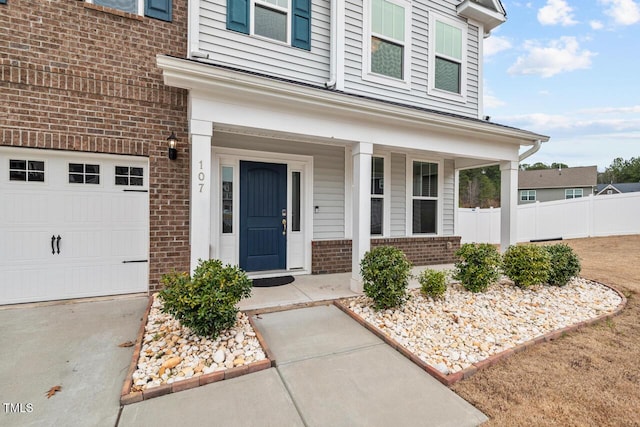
[119,305,487,427]
[1,266,486,427]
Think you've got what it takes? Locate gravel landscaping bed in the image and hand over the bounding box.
[343,277,623,375]
[131,295,267,392]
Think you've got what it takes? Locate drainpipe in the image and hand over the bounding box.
[325,0,337,89]
[519,140,542,162]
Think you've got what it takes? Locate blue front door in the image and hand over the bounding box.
[240,161,287,272]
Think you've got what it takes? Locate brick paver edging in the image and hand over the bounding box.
[333,279,627,387]
[119,297,275,405]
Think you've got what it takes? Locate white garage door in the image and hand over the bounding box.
[0,148,149,305]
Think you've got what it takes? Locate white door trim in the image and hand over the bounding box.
[211,147,314,275]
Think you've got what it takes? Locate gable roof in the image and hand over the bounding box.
[596,182,640,195]
[519,166,598,189]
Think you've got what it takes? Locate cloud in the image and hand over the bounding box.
[507,37,595,78]
[590,20,605,29]
[599,0,640,25]
[484,36,512,57]
[579,105,640,114]
[537,0,578,26]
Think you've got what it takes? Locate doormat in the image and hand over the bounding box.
[252,276,295,287]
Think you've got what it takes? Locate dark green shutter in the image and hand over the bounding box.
[145,0,172,22]
[227,0,250,34]
[291,0,311,50]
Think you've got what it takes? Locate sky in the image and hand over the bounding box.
[483,0,640,171]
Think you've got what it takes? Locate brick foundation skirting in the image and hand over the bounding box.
[311,236,461,274]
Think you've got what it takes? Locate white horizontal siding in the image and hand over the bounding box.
[212,134,345,239]
[390,153,406,236]
[199,0,331,85]
[343,0,480,118]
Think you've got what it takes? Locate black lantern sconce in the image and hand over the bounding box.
[167,132,178,160]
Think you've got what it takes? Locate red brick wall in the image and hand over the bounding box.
[312,237,461,274]
[0,0,190,292]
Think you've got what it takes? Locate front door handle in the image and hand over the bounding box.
[56,235,61,254]
[51,235,56,254]
[282,218,287,235]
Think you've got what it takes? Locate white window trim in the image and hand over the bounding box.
[250,0,292,46]
[428,12,467,102]
[87,0,144,16]
[520,190,536,201]
[371,154,391,238]
[362,0,412,89]
[8,159,47,185]
[406,157,443,236]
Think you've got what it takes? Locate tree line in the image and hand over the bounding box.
[458,156,640,208]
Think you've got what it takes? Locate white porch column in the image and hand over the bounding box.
[351,142,373,292]
[500,160,519,252]
[190,119,213,273]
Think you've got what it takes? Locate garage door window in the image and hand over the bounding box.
[9,159,45,182]
[69,163,100,184]
[115,166,144,186]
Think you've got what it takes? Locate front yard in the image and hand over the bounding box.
[451,235,640,426]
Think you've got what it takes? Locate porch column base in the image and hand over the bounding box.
[350,277,364,293]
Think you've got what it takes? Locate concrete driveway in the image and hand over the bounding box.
[0,296,148,427]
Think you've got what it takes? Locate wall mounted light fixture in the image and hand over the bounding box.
[167,132,178,160]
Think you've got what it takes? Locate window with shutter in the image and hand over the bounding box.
[87,0,172,21]
[226,0,311,50]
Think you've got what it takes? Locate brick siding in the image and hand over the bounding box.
[312,237,461,274]
[0,0,190,292]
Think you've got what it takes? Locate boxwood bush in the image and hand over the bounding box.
[502,244,551,288]
[360,246,413,310]
[159,259,252,338]
[545,243,581,286]
[453,243,502,293]
[418,268,448,300]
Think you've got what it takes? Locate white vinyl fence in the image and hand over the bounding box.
[458,192,640,244]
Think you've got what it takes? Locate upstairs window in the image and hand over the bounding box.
[429,14,467,100]
[227,0,311,50]
[363,0,411,87]
[520,190,536,201]
[87,0,172,21]
[565,189,583,199]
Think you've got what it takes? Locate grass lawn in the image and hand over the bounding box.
[451,235,640,426]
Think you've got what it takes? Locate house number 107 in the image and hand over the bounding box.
[198,160,205,193]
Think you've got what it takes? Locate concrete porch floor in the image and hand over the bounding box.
[239,264,454,311]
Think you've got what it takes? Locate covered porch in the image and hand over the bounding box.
[157,56,548,292]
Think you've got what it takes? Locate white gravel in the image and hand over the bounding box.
[345,277,622,375]
[132,295,266,391]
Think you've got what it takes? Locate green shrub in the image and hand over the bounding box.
[453,243,502,293]
[545,244,581,286]
[502,244,551,288]
[418,269,448,299]
[159,259,252,338]
[360,246,413,310]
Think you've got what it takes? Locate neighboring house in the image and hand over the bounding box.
[518,166,597,205]
[1,0,549,304]
[596,183,640,195]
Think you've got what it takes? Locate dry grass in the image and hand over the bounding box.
[452,235,640,427]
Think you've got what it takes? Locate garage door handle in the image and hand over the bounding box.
[56,235,61,254]
[51,235,56,254]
